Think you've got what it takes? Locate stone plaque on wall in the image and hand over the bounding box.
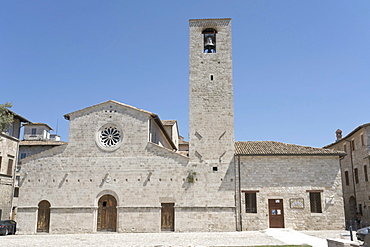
[289,198,304,209]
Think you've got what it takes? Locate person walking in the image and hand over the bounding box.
[355,212,361,229]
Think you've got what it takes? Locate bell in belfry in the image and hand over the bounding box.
[204,34,216,53]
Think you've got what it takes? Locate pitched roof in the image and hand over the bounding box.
[324,123,370,148]
[8,109,31,123]
[63,100,156,120]
[23,122,53,130]
[235,141,345,156]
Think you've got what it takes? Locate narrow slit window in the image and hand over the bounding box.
[210,75,214,81]
[355,168,359,184]
[345,171,350,186]
[364,165,369,182]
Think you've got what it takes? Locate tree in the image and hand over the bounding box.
[0,102,14,132]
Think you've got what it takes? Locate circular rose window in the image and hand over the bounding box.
[96,124,123,151]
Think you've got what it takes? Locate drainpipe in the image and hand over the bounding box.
[235,155,242,231]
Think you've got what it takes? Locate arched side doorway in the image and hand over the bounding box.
[97,194,117,232]
[37,200,51,233]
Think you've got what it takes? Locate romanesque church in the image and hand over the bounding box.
[17,18,345,233]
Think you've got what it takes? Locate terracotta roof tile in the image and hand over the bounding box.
[235,141,345,156]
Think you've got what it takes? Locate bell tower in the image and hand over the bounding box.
[189,18,234,169]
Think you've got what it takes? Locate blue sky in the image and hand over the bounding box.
[1,1,370,147]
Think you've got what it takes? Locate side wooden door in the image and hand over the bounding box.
[97,195,117,232]
[268,199,284,228]
[161,203,174,231]
[37,200,51,232]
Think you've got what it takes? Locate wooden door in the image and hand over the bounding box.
[97,195,117,232]
[37,200,51,232]
[268,199,284,228]
[161,203,174,231]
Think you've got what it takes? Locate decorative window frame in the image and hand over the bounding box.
[95,123,123,152]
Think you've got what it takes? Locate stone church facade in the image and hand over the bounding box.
[17,18,345,233]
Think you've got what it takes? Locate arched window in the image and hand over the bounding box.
[202,28,217,53]
[37,200,51,233]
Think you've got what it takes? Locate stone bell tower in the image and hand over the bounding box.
[181,18,236,232]
[189,18,234,169]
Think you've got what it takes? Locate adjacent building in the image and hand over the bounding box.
[0,110,30,220]
[236,141,345,230]
[12,122,66,221]
[325,124,370,228]
[19,122,66,160]
[16,18,346,234]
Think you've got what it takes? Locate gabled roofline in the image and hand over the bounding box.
[324,123,370,148]
[64,100,157,120]
[63,100,177,151]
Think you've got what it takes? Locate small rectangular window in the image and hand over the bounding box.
[0,156,2,170]
[309,192,322,213]
[20,153,27,159]
[210,75,214,81]
[7,159,13,176]
[345,171,350,186]
[245,191,257,213]
[361,134,365,146]
[31,128,37,135]
[364,165,369,182]
[343,143,347,152]
[351,140,355,151]
[355,168,359,184]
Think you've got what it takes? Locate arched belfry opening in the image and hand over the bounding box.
[202,28,217,53]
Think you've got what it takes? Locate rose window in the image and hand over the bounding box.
[96,124,123,151]
[99,126,121,147]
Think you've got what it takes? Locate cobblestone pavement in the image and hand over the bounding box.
[0,229,358,247]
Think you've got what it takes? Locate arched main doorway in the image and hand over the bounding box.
[97,194,117,232]
[37,200,51,232]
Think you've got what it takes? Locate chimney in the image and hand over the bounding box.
[336,129,342,141]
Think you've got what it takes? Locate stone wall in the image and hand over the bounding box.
[328,126,370,227]
[17,101,236,234]
[0,133,18,220]
[238,155,345,230]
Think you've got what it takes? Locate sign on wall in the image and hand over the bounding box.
[289,198,304,209]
